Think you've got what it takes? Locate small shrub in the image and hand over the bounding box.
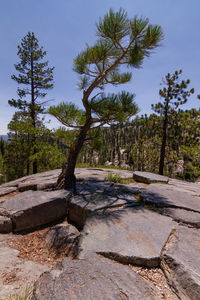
[105,173,123,183]
[6,287,33,300]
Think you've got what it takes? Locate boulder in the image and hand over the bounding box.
[0,190,72,232]
[33,254,161,300]
[45,221,80,257]
[133,171,169,184]
[0,216,12,233]
[78,207,175,267]
[162,226,200,300]
[68,182,138,228]
[141,183,200,213]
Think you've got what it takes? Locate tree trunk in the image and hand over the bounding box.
[30,50,37,174]
[57,119,92,191]
[159,114,168,175]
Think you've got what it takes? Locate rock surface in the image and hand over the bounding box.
[0,168,199,299]
[76,168,133,182]
[169,178,200,195]
[0,215,12,233]
[0,190,71,232]
[33,254,161,300]
[0,243,49,299]
[162,226,200,300]
[0,187,17,197]
[68,182,139,227]
[78,207,175,267]
[160,207,200,228]
[133,171,169,184]
[141,183,200,213]
[45,221,80,257]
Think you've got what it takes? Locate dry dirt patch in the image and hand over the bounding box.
[131,265,178,300]
[8,227,64,268]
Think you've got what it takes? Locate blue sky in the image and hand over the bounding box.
[0,0,200,134]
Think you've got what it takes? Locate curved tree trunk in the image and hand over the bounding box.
[57,119,92,192]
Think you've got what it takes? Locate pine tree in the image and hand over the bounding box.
[9,32,54,173]
[49,8,163,191]
[152,70,194,175]
[4,112,65,181]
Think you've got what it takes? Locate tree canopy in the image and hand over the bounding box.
[49,8,164,190]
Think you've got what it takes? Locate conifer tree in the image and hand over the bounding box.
[9,32,54,173]
[152,70,194,175]
[4,111,64,181]
[49,8,163,191]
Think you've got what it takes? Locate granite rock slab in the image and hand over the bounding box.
[78,207,175,267]
[75,168,133,182]
[160,207,200,228]
[0,216,12,233]
[33,254,161,300]
[162,226,200,300]
[0,190,72,232]
[0,169,60,189]
[169,178,200,196]
[0,187,17,197]
[133,171,169,184]
[0,246,49,299]
[141,183,200,213]
[68,182,138,228]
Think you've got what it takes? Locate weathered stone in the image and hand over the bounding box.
[78,207,175,267]
[133,171,169,184]
[0,246,49,299]
[162,226,200,300]
[0,187,17,197]
[75,168,133,182]
[18,182,38,192]
[141,183,200,213]
[0,169,60,189]
[68,182,138,228]
[0,216,12,233]
[45,221,80,256]
[37,179,57,190]
[161,207,200,228]
[0,190,72,232]
[169,178,200,196]
[33,254,161,300]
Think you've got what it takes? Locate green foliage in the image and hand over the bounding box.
[51,8,163,130]
[152,70,195,175]
[105,173,134,184]
[49,9,163,187]
[78,108,200,182]
[89,91,138,124]
[49,103,86,128]
[152,70,194,116]
[0,152,5,184]
[105,173,124,183]
[72,8,163,92]
[6,32,55,178]
[9,32,54,112]
[4,113,64,181]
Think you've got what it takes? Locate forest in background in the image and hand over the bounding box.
[1,106,200,184]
